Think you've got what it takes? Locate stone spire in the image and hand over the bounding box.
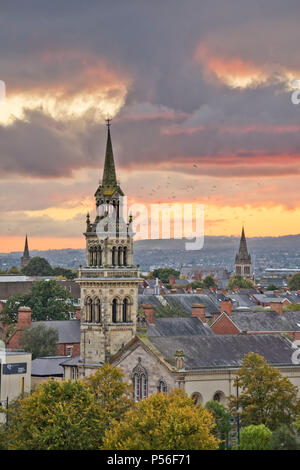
[21,234,31,268]
[235,226,251,264]
[102,118,117,188]
[23,234,29,258]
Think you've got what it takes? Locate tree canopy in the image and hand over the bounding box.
[1,279,75,323]
[228,353,300,430]
[19,324,58,360]
[102,389,220,450]
[21,257,76,279]
[239,424,272,450]
[149,268,180,284]
[227,275,254,289]
[288,273,300,291]
[1,364,133,450]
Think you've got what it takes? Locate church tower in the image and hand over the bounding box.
[21,234,31,268]
[77,120,140,370]
[234,226,252,279]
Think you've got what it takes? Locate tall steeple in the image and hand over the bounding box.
[102,119,117,188]
[234,226,252,279]
[75,120,140,371]
[21,234,31,268]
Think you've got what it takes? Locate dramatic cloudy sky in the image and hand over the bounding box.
[1,0,300,251]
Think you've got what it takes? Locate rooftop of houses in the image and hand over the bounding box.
[146,317,214,337]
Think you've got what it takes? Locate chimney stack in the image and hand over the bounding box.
[270,301,283,315]
[192,303,206,323]
[75,306,81,320]
[17,306,32,330]
[141,304,154,324]
[221,299,232,316]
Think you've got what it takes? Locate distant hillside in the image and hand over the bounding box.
[1,234,300,273]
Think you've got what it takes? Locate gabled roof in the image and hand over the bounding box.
[31,356,65,376]
[35,320,80,344]
[148,334,298,370]
[226,311,300,332]
[147,317,214,337]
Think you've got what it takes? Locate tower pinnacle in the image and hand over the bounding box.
[102,119,117,187]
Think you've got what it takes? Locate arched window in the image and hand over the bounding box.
[112,298,118,323]
[86,297,92,322]
[158,379,167,393]
[95,298,101,323]
[123,246,127,266]
[118,246,122,266]
[191,392,203,406]
[122,298,128,323]
[132,360,148,401]
[112,246,116,266]
[97,246,102,266]
[213,391,225,404]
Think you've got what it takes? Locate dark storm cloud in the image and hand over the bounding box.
[1,0,300,180]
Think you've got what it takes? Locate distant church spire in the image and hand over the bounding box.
[234,226,252,279]
[102,118,117,187]
[21,234,31,268]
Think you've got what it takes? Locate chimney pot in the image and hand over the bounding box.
[192,303,206,323]
[17,306,32,330]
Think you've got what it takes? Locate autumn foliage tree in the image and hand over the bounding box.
[102,389,220,450]
[228,353,300,430]
[2,364,134,450]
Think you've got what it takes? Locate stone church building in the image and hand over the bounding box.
[62,122,300,403]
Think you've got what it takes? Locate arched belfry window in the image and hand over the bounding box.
[112,298,118,323]
[118,246,122,266]
[132,359,148,401]
[112,246,116,266]
[122,298,128,323]
[95,298,101,323]
[123,246,127,266]
[86,297,92,322]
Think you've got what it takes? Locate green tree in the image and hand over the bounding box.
[228,353,300,430]
[1,365,133,450]
[19,324,58,359]
[205,400,232,449]
[266,284,278,291]
[150,268,180,284]
[1,280,75,323]
[52,267,77,279]
[288,273,300,291]
[202,275,216,288]
[3,380,105,450]
[7,266,21,274]
[239,424,272,450]
[83,364,134,426]
[187,280,204,289]
[102,389,220,450]
[227,275,254,289]
[269,424,299,450]
[21,257,53,276]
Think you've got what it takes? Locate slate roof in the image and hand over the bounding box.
[227,311,300,332]
[252,294,286,304]
[31,356,65,376]
[35,320,80,344]
[227,291,256,309]
[147,317,214,337]
[148,334,298,370]
[138,294,221,318]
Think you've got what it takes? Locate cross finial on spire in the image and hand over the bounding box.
[105,117,112,129]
